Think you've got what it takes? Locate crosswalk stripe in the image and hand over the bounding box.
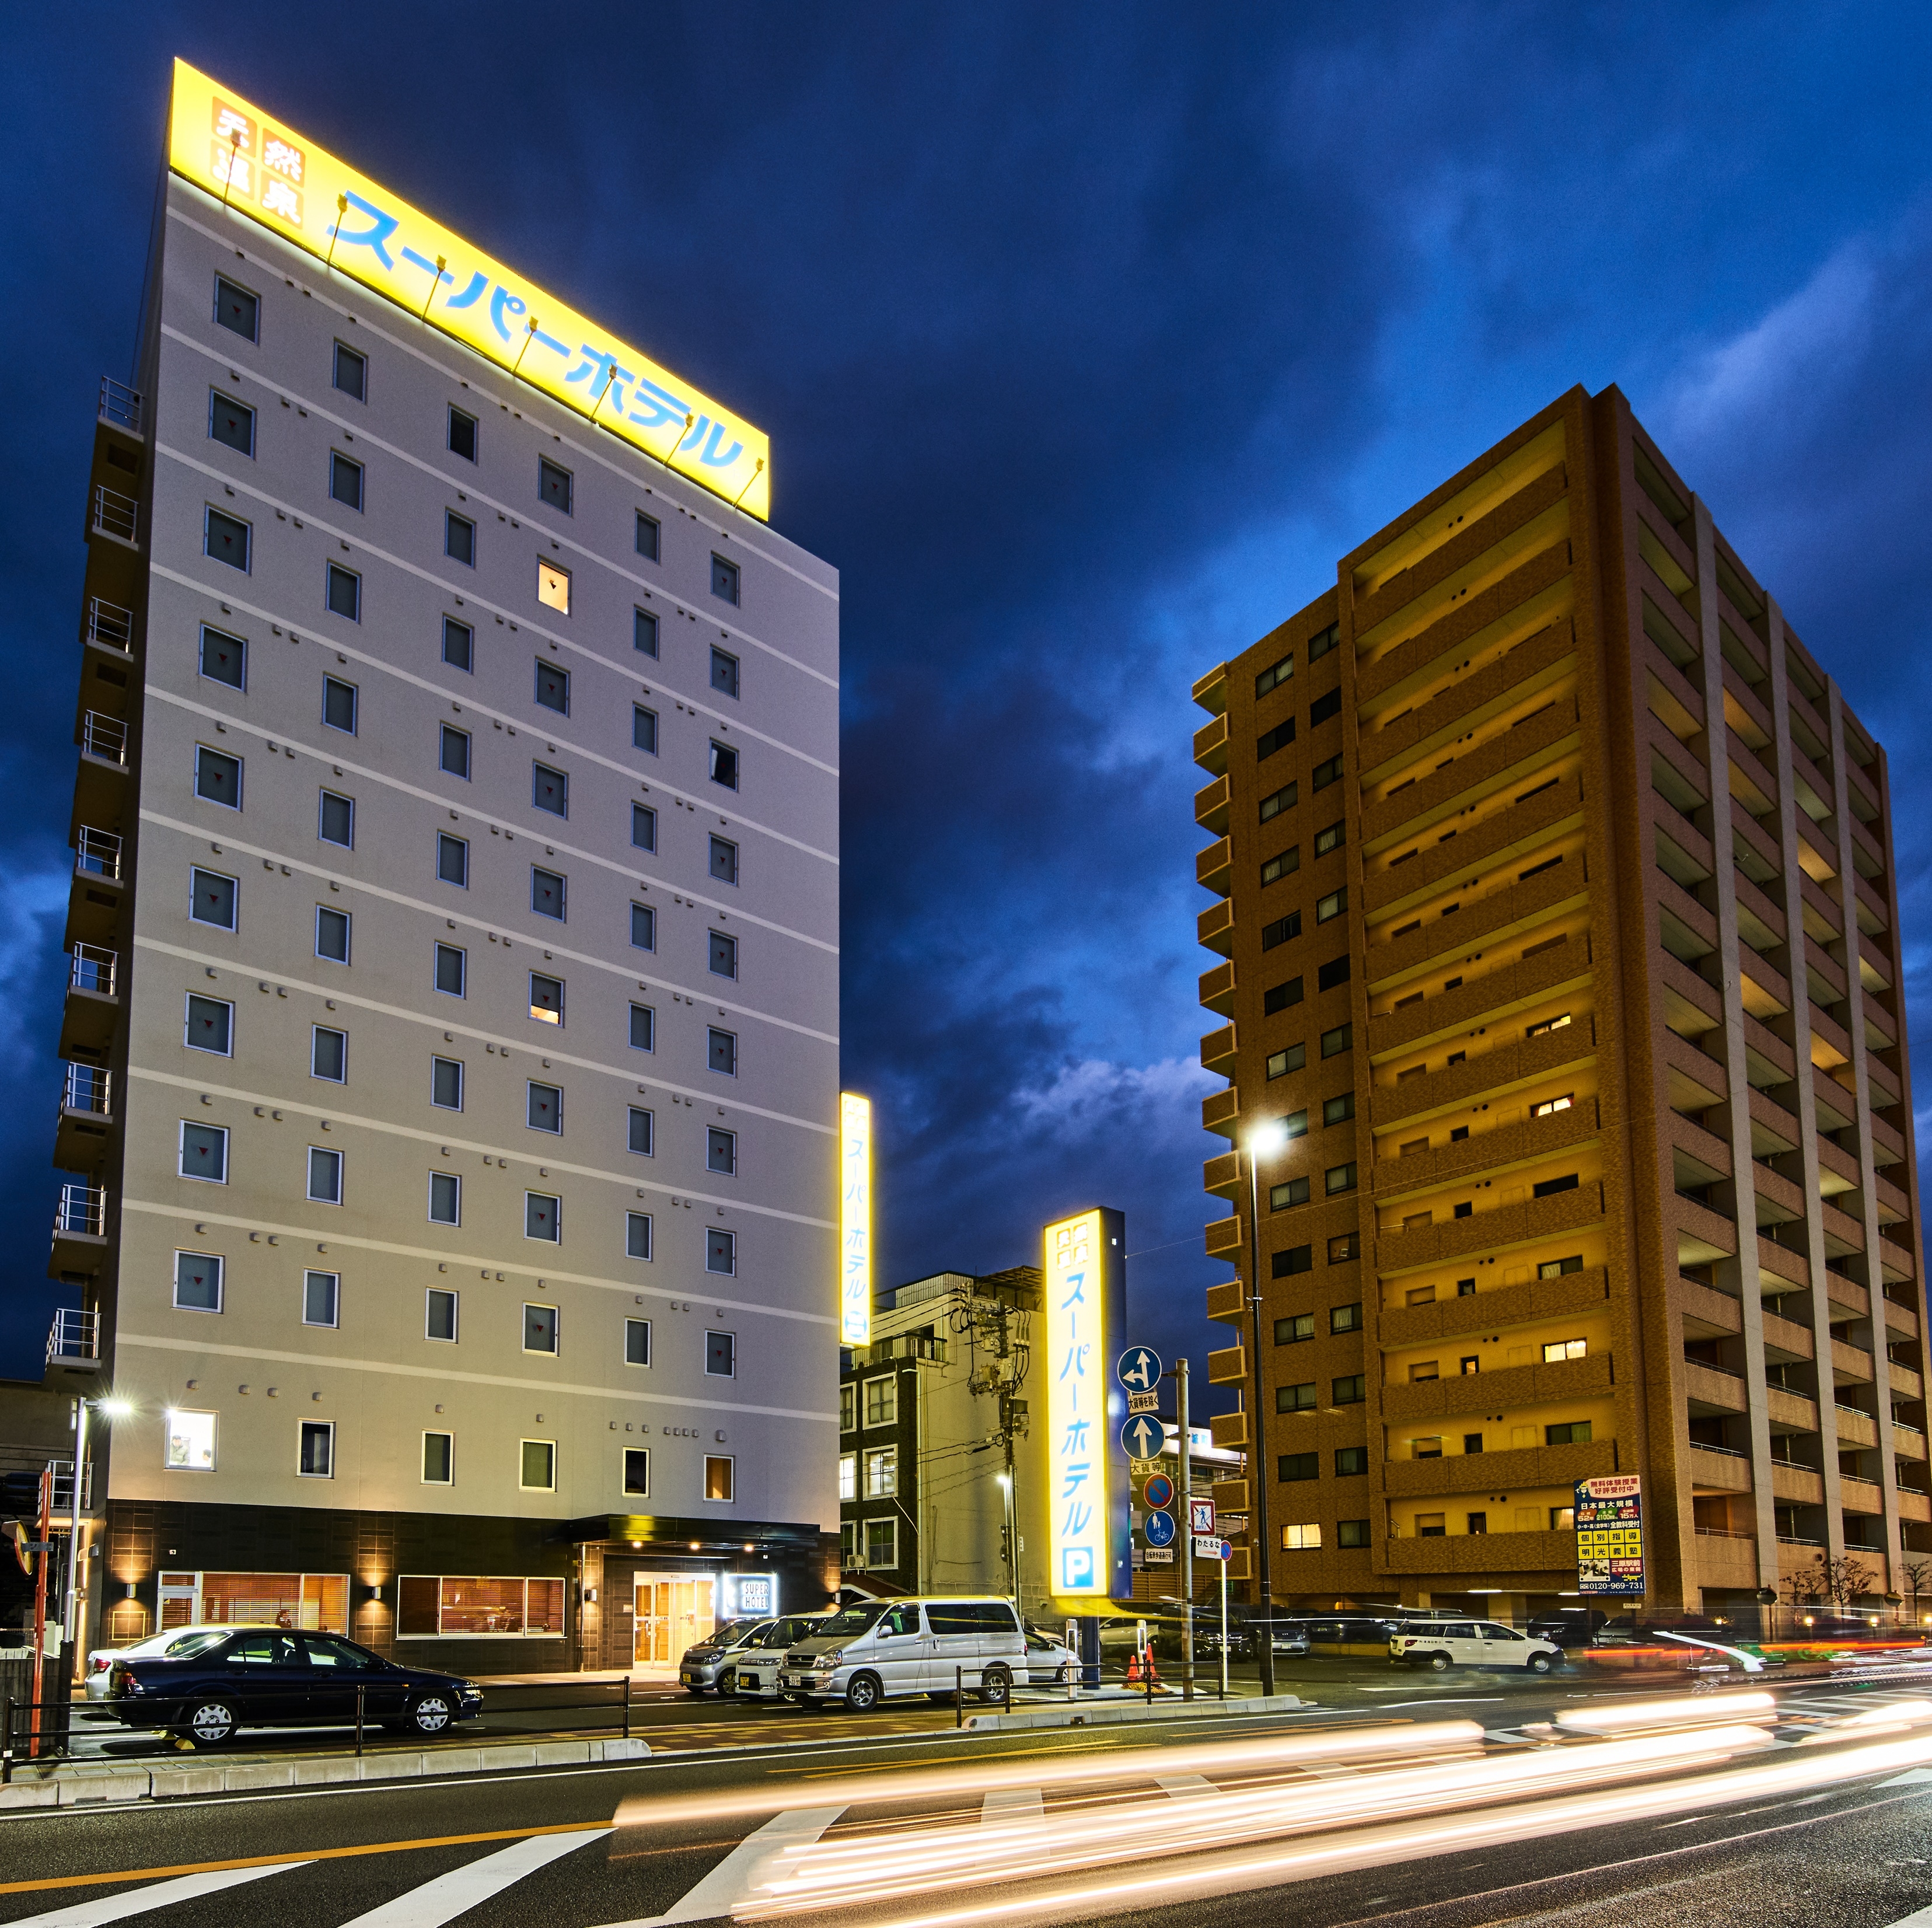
[5,1862,306,1928]
[977,1784,1045,1868]
[1157,1775,1217,1797]
[336,1829,610,1927]
[603,1806,846,1927]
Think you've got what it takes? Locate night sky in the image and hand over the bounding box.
[4,5,1931,1405]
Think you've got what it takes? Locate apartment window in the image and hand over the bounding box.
[861,1517,894,1566]
[523,1304,559,1354]
[315,907,351,963]
[709,930,738,979]
[1325,1162,1357,1195]
[520,1441,556,1492]
[707,1330,736,1377]
[428,1172,461,1225]
[1257,718,1296,761]
[626,1211,653,1260]
[529,973,564,1024]
[1270,1176,1310,1210]
[174,1252,223,1312]
[634,607,659,657]
[326,563,361,621]
[1538,1255,1584,1279]
[1255,652,1294,697]
[530,867,566,921]
[195,745,242,808]
[839,1452,857,1501]
[1272,1244,1313,1281]
[330,450,364,511]
[1546,1421,1592,1445]
[623,1448,650,1496]
[214,276,258,340]
[865,1447,897,1497]
[1328,1232,1359,1263]
[1278,1452,1319,1481]
[536,456,572,514]
[1337,1520,1371,1548]
[308,1146,343,1204]
[710,741,740,790]
[436,832,469,887]
[1308,622,1339,662]
[633,705,658,754]
[445,511,476,567]
[180,1121,228,1183]
[710,836,738,885]
[537,560,571,614]
[1259,781,1297,825]
[1276,1313,1315,1345]
[1316,887,1347,924]
[188,867,237,932]
[1410,1361,1440,1384]
[1283,1109,1309,1140]
[1333,1374,1366,1405]
[632,803,657,852]
[629,1003,655,1052]
[864,1375,897,1426]
[208,389,255,456]
[1266,1043,1306,1080]
[1310,687,1342,727]
[431,1057,463,1110]
[1312,753,1344,792]
[333,342,366,400]
[534,660,570,714]
[625,1318,652,1366]
[1263,977,1303,1017]
[426,1288,459,1341]
[194,627,247,697]
[708,1127,737,1175]
[1322,1091,1354,1126]
[706,1228,736,1276]
[1533,1173,1580,1199]
[635,511,660,561]
[1543,1337,1588,1363]
[1262,847,1299,887]
[630,903,656,953]
[319,791,354,848]
[442,616,474,672]
[1335,1446,1367,1477]
[434,943,466,997]
[711,554,740,605]
[1281,1524,1322,1550]
[448,406,477,461]
[1551,1505,1576,1530]
[1531,1094,1574,1118]
[320,677,358,736]
[299,1421,335,1479]
[204,507,251,571]
[525,1081,562,1134]
[1525,1012,1572,1039]
[705,1455,735,1503]
[185,994,233,1056]
[1415,1512,1447,1536]
[1317,953,1351,992]
[525,1192,561,1242]
[533,764,568,818]
[1330,1301,1362,1333]
[708,1027,738,1076]
[1277,1382,1316,1413]
[1261,910,1301,951]
[628,1106,654,1156]
[303,1270,340,1328]
[424,1433,454,1484]
[1320,1023,1352,1059]
[311,1025,347,1082]
[838,1384,858,1433]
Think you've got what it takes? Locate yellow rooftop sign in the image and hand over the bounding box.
[168,59,771,520]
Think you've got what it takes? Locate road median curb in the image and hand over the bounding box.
[962,1693,1306,1730]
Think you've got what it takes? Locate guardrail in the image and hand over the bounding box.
[62,1064,110,1114]
[74,828,121,882]
[85,599,133,651]
[69,945,117,997]
[79,713,126,767]
[98,378,142,434]
[54,1184,106,1239]
[47,1309,100,1366]
[90,486,137,543]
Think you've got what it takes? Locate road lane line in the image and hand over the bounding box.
[606,1807,845,1927]
[1157,1775,1217,1797]
[335,1829,610,1927]
[4,1863,306,1927]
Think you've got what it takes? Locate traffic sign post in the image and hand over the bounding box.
[1116,1347,1162,1393]
[1189,1498,1216,1536]
[1143,1508,1176,1549]
[1192,1534,1222,1558]
[1120,1413,1164,1462]
[1143,1473,1175,1511]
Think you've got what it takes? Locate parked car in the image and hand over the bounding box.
[778,1595,1030,1711]
[1528,1608,1611,1649]
[725,1614,834,1699]
[86,1625,261,1700]
[1023,1625,1078,1685]
[1389,1618,1562,1673]
[677,1616,775,1695]
[106,1626,482,1746]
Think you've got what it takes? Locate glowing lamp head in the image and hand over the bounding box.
[97,1398,134,1420]
[1246,1120,1290,1159]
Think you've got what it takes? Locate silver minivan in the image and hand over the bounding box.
[677,1616,774,1694]
[778,1596,1030,1711]
[725,1613,833,1699]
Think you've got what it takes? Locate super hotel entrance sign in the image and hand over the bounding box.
[167,59,772,520]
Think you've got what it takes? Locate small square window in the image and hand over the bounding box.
[710,836,738,886]
[434,943,467,997]
[623,1447,651,1495]
[445,511,475,566]
[529,973,564,1024]
[303,1270,340,1329]
[711,554,739,605]
[635,511,661,561]
[440,726,471,781]
[428,1172,462,1225]
[215,277,258,341]
[708,1127,736,1175]
[530,866,566,921]
[180,1120,229,1183]
[704,1455,735,1502]
[711,647,740,698]
[1337,1520,1371,1549]
[424,1432,454,1483]
[1330,1301,1362,1333]
[631,803,658,852]
[709,930,738,979]
[626,1211,653,1260]
[1334,1445,1367,1477]
[632,704,659,756]
[1325,1161,1357,1195]
[1276,1313,1314,1344]
[442,617,474,672]
[308,1145,343,1204]
[318,790,354,847]
[326,562,361,622]
[707,1330,736,1377]
[330,450,364,511]
[524,1302,559,1354]
[299,1421,335,1479]
[198,625,247,690]
[174,1251,223,1312]
[534,661,570,714]
[525,1192,561,1242]
[1333,1373,1367,1405]
[634,607,659,657]
[208,390,255,456]
[709,741,740,790]
[315,907,351,962]
[1316,886,1346,923]
[448,407,477,462]
[527,1081,563,1133]
[537,559,571,614]
[708,1027,738,1077]
[323,676,358,734]
[333,342,367,401]
[707,1228,736,1276]
[625,1318,652,1367]
[539,457,573,515]
[628,1106,654,1156]
[1323,1091,1354,1126]
[190,867,237,930]
[431,1056,463,1110]
[520,1440,556,1492]
[629,1003,655,1052]
[204,508,251,571]
[630,902,655,951]
[185,993,233,1056]
[533,763,568,816]
[426,1287,459,1340]
[1320,1022,1353,1059]
[311,1025,347,1082]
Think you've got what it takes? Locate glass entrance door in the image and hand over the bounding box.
[634,1577,716,1668]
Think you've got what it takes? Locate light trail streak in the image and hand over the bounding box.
[1556,1692,1776,1733]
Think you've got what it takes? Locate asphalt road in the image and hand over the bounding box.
[8,1671,1932,1927]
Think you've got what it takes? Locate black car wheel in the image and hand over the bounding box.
[844,1671,883,1712]
[183,1699,238,1747]
[1427,1653,1452,1672]
[408,1693,455,1735]
[1526,1653,1555,1675]
[978,1667,1012,1709]
[718,1667,739,1696]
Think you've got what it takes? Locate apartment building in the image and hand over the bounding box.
[1191,383,1927,1622]
[49,64,839,1674]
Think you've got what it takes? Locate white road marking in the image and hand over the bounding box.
[605,1807,846,1927]
[338,1828,610,1927]
[5,1863,306,1928]
[1157,1775,1217,1797]
[1883,1903,1932,1927]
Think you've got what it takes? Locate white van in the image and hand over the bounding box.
[777,1596,1030,1710]
[1389,1618,1562,1673]
[721,1613,833,1699]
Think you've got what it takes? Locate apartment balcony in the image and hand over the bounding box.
[1200,1024,1236,1076]
[1756,1309,1814,1364]
[1367,855,1588,995]
[1771,1462,1825,1506]
[1192,712,1229,776]
[1381,1265,1609,1350]
[1899,1488,1932,1525]
[1893,1422,1927,1463]
[1191,662,1228,718]
[1205,1279,1245,1325]
[46,1307,101,1375]
[1207,1343,1247,1386]
[1692,1531,1762,1588]
[61,944,120,1057]
[1201,1085,1240,1142]
[1381,1349,1612,1425]
[1375,1178,1606,1274]
[1382,1437,1613,1497]
[1203,1150,1241,1201]
[72,711,130,825]
[1197,897,1236,958]
[99,376,142,435]
[54,1061,114,1170]
[89,483,138,547]
[1839,1474,1885,1515]
[1368,946,1592,1073]
[1196,836,1232,896]
[68,827,125,945]
[1194,774,1230,834]
[1204,1216,1241,1262]
[1380,1527,1577,1578]
[85,596,134,655]
[1766,1384,1819,1434]
[1199,960,1236,1017]
[51,1181,109,1274]
[1891,1358,1926,1402]
[1375,1096,1598,1207]
[1213,1479,1250,1514]
[1832,1337,1877,1387]
[1834,1406,1879,1450]
[1878,1235,1917,1286]
[1684,1358,1748,1416]
[1210,1410,1248,1450]
[1367,771,1582,918]
[1688,1443,1752,1493]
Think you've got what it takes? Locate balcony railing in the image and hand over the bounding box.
[1694,1526,1756,1539]
[69,944,117,996]
[47,1308,100,1365]
[75,827,121,881]
[85,598,133,651]
[62,1063,111,1115]
[79,712,127,766]
[44,1458,93,1512]
[90,485,137,543]
[98,377,142,434]
[54,1183,107,1238]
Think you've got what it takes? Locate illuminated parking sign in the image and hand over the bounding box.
[839,1094,871,1347]
[1043,1207,1129,1600]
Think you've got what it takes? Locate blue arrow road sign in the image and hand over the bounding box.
[1143,1509,1176,1549]
[1117,1346,1163,1392]
[1120,1413,1164,1461]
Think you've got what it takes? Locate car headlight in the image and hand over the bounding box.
[816,1650,843,1669]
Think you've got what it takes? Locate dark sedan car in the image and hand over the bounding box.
[108,1627,483,1747]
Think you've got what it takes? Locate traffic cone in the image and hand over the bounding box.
[1126,1650,1143,1686]
[1146,1650,1163,1689]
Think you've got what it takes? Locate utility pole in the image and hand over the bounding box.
[1176,1356,1194,1699]
[1246,1140,1278,1698]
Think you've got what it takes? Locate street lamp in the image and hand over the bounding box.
[1245,1119,1288,1698]
[64,1395,132,1650]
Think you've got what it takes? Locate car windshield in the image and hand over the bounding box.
[813,1603,889,1639]
[700,1619,763,1648]
[129,1630,229,1661]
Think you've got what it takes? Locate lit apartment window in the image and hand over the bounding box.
[839,1453,857,1501]
[1530,1094,1574,1118]
[1543,1337,1588,1363]
[704,1455,735,1502]
[166,1409,216,1471]
[1280,1524,1321,1550]
[1525,1012,1572,1039]
[537,560,571,614]
[529,973,564,1024]
[865,1447,897,1497]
